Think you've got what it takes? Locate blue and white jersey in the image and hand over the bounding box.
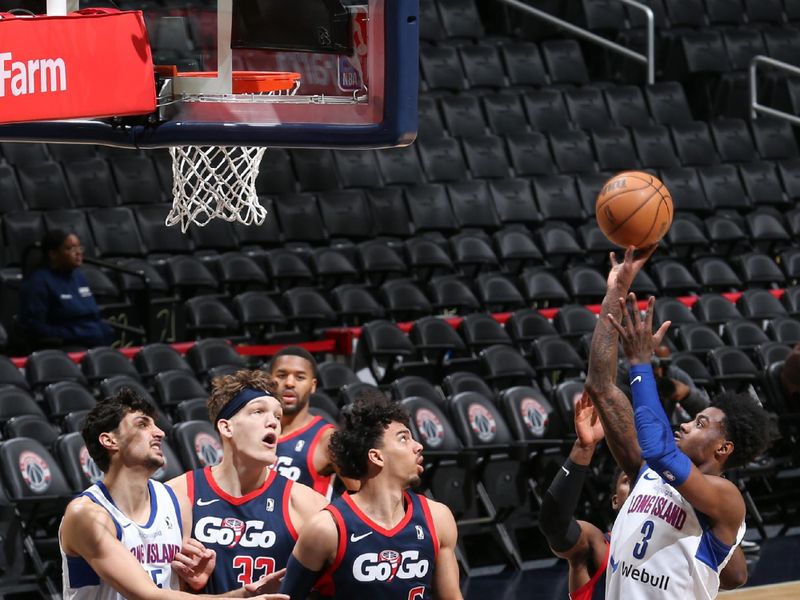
[60,480,183,600]
[606,466,745,599]
[317,491,438,600]
[188,466,298,593]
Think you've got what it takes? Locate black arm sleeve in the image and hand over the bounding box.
[280,554,323,599]
[538,457,589,552]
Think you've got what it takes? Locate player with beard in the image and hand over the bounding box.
[167,370,327,595]
[59,389,288,600]
[280,390,462,600]
[269,347,356,497]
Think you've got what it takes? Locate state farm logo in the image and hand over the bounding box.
[415,409,444,448]
[0,53,67,97]
[467,403,496,442]
[520,398,548,437]
[195,516,277,549]
[79,446,103,483]
[194,433,223,467]
[353,549,430,582]
[18,450,51,493]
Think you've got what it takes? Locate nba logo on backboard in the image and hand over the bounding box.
[338,6,368,92]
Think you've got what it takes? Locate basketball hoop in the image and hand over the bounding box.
[163,70,301,231]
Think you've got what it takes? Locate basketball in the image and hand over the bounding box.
[595,171,674,248]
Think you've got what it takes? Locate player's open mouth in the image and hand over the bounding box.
[263,432,277,446]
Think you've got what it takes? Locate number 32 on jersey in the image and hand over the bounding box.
[233,555,276,585]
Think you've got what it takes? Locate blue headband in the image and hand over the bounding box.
[215,388,274,423]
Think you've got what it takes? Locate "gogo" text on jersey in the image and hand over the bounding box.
[353,550,430,582]
[195,516,278,549]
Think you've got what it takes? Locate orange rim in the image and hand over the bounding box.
[155,66,301,94]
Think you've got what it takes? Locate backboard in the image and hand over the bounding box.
[0,0,419,149]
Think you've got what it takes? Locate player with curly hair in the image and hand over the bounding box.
[600,285,772,599]
[167,370,327,595]
[280,389,462,599]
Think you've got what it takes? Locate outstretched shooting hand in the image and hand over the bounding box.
[606,245,658,294]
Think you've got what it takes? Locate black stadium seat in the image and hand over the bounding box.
[500,41,548,87]
[483,93,529,136]
[88,207,145,257]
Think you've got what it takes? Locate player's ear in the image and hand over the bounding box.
[368,447,383,468]
[715,439,734,461]
[217,419,233,439]
[98,431,116,451]
[611,493,620,511]
[310,377,317,394]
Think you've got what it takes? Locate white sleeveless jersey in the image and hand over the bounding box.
[61,480,184,600]
[606,466,745,600]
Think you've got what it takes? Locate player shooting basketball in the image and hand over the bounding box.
[584,246,771,598]
[540,392,747,599]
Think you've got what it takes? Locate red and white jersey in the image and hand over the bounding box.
[606,466,744,600]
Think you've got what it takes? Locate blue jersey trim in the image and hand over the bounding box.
[96,479,159,529]
[82,490,122,540]
[164,483,183,537]
[694,512,733,571]
[66,554,101,588]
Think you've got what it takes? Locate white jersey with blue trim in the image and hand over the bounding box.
[606,466,744,600]
[60,479,184,600]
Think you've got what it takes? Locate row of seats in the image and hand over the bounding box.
[2,183,799,262]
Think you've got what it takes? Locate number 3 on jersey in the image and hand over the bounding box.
[233,555,276,585]
[632,520,655,560]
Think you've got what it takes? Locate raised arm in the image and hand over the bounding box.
[539,393,610,593]
[585,246,656,481]
[609,293,746,544]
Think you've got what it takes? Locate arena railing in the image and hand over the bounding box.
[749,55,800,126]
[494,0,656,85]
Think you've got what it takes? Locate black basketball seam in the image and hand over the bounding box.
[595,180,654,211]
[636,196,663,247]
[605,186,660,237]
[595,174,655,211]
[654,184,673,224]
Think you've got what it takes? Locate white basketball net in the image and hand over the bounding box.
[166,146,267,232]
[165,76,301,232]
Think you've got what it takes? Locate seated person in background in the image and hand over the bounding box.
[20,229,114,348]
[781,344,800,408]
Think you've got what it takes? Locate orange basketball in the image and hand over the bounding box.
[595,171,673,248]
